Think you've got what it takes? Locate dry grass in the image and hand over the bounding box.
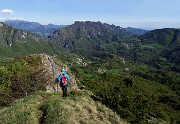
[41,90,128,124]
[0,92,49,124]
[0,90,128,124]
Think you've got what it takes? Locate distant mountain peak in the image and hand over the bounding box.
[5,18,27,22]
[47,23,54,26]
[49,21,136,50]
[73,21,121,28]
[124,27,149,35]
[4,19,67,38]
[73,21,147,35]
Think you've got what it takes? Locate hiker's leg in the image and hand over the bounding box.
[59,84,62,95]
[62,86,65,97]
[64,86,67,96]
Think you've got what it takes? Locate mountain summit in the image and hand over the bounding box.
[49,21,135,50]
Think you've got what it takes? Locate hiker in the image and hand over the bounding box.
[57,69,70,97]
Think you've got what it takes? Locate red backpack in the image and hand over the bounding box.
[61,75,67,85]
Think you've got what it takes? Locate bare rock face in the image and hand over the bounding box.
[0,23,5,38]
[39,54,79,93]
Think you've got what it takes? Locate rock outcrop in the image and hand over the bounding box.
[39,54,79,93]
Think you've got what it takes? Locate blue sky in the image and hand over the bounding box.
[0,0,180,29]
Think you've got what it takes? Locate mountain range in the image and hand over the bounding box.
[1,20,180,71]
[48,21,180,72]
[1,20,180,72]
[0,22,64,57]
[4,19,67,38]
[4,19,148,38]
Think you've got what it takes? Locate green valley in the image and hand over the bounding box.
[0,21,179,124]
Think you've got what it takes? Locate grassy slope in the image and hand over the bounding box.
[0,40,66,59]
[0,91,128,124]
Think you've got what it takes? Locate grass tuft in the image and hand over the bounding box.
[0,90,128,124]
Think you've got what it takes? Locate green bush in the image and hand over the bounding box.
[0,55,47,106]
[70,56,180,123]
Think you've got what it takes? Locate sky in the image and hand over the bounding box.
[0,0,180,29]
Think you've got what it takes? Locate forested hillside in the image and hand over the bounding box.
[0,22,65,57]
[62,53,180,124]
[49,21,180,72]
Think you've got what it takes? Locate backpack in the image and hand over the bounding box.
[61,75,67,86]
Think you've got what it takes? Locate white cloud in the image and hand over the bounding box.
[1,9,14,15]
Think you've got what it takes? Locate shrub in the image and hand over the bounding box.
[0,55,47,106]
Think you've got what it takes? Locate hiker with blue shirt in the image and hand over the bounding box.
[57,69,70,97]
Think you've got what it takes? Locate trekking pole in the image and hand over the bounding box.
[51,56,58,94]
[57,81,58,94]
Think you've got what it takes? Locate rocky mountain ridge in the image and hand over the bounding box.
[49,21,135,50]
[0,22,66,58]
[0,22,41,46]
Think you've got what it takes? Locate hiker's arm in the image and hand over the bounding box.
[66,75,70,80]
[57,75,62,82]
